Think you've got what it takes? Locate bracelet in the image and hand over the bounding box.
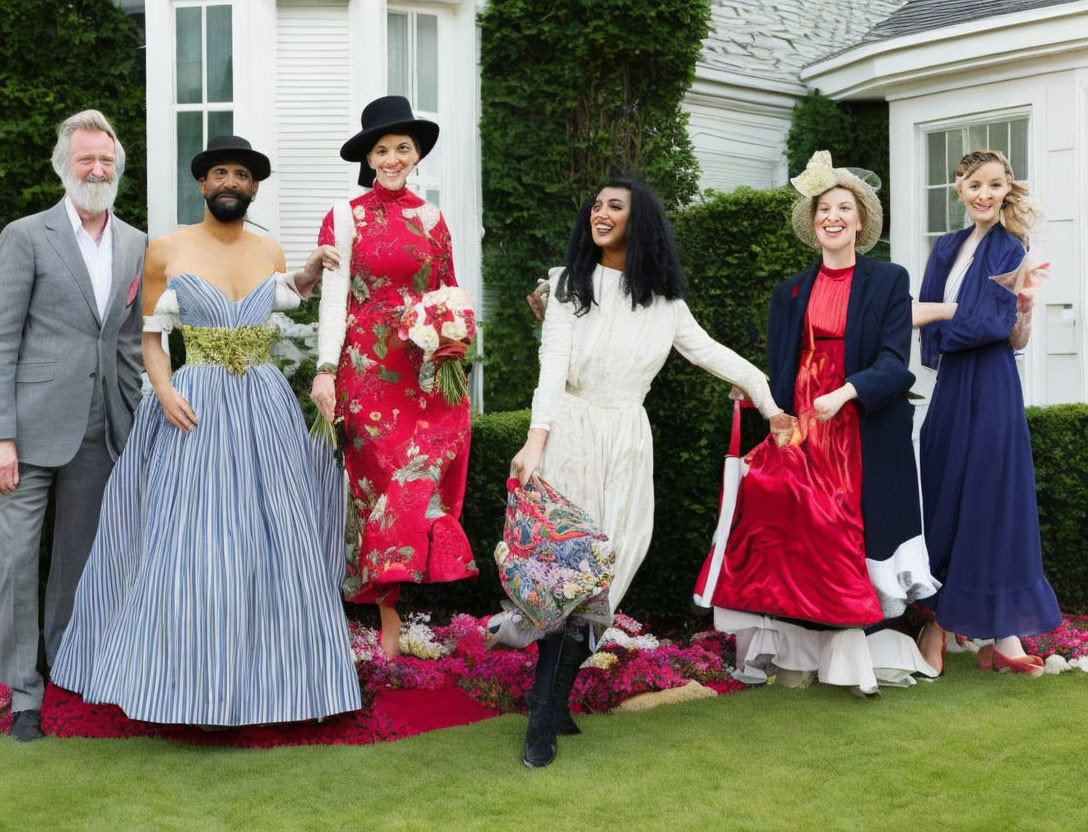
[316,363,338,377]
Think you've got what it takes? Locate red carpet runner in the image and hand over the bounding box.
[0,679,498,748]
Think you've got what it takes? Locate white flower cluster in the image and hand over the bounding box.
[399,612,449,660]
[401,202,440,234]
[585,652,618,670]
[596,627,659,652]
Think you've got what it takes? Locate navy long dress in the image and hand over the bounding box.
[918,224,1061,639]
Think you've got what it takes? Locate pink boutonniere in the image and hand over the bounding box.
[125,274,141,307]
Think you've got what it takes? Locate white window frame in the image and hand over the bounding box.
[387,6,442,207]
[172,0,234,226]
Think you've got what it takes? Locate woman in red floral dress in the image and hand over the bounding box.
[311,97,476,657]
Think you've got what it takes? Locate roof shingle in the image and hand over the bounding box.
[860,0,1078,43]
[700,1,904,83]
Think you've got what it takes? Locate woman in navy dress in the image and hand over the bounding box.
[914,149,1060,676]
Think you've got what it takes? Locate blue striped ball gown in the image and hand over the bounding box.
[52,274,362,725]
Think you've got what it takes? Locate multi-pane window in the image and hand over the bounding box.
[924,115,1029,243]
[175,2,233,225]
[387,9,440,206]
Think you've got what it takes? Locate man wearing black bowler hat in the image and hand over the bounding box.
[139,133,335,433]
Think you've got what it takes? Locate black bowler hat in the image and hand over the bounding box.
[340,96,439,187]
[191,135,272,181]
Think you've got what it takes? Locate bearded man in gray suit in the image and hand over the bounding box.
[0,110,147,741]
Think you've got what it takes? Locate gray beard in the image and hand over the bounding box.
[62,170,119,215]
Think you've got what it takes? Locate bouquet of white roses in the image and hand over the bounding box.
[397,285,476,404]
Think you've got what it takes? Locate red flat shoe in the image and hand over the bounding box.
[977,644,994,671]
[992,648,1044,677]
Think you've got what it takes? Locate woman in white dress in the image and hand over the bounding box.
[510,177,794,767]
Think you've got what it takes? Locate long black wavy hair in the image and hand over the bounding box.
[556,177,687,315]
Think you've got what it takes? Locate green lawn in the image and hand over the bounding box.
[3,652,1087,832]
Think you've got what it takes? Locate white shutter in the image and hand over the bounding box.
[276,1,354,270]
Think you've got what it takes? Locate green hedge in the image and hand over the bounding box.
[410,404,1088,621]
[0,0,146,229]
[477,0,711,412]
[1026,404,1088,613]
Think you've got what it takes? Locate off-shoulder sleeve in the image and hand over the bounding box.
[316,200,353,370]
[671,300,782,419]
[529,267,575,431]
[143,288,179,333]
[273,272,303,311]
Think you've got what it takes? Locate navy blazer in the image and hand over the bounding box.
[766,255,914,416]
[765,254,920,563]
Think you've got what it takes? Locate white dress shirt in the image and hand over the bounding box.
[64,195,114,320]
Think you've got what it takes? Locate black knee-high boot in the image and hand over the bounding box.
[552,628,590,735]
[522,632,563,768]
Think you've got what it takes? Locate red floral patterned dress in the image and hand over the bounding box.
[317,183,476,605]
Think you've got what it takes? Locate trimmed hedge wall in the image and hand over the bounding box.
[477,0,711,413]
[0,0,146,229]
[419,403,1088,620]
[1026,404,1088,613]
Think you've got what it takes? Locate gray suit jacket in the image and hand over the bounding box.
[0,199,147,466]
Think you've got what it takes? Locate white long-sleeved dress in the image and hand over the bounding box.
[530,265,782,611]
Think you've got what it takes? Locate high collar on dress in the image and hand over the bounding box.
[818,263,854,281]
[370,181,414,204]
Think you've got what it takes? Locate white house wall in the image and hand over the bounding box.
[888,71,1087,406]
[684,70,797,192]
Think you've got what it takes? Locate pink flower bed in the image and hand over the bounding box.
[350,613,744,715]
[1021,614,1088,660]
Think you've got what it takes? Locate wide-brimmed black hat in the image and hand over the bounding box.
[340,96,439,187]
[191,135,272,182]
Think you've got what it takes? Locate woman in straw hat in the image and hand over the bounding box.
[310,97,477,658]
[913,149,1059,677]
[704,151,940,695]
